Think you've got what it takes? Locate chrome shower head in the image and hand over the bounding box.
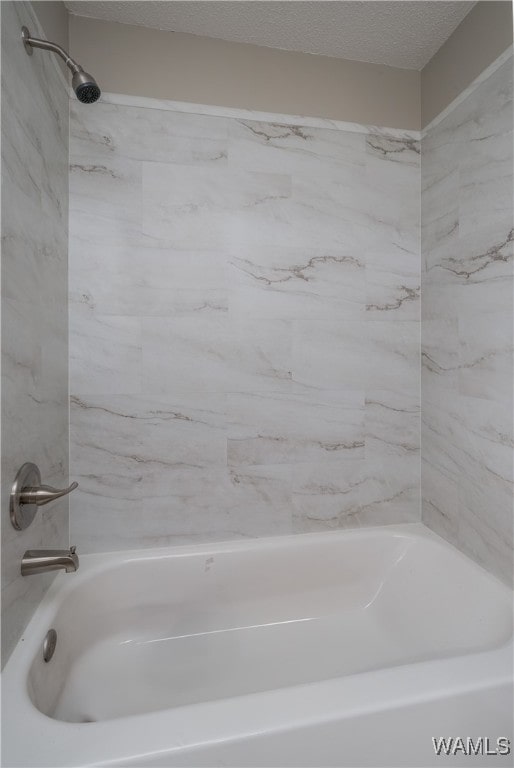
[21,26,101,105]
[72,69,101,104]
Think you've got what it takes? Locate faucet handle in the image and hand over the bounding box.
[20,480,79,507]
[10,463,79,531]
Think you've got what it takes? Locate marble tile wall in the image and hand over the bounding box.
[1,1,69,665]
[421,55,513,585]
[69,95,421,553]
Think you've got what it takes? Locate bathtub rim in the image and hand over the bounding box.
[7,520,514,585]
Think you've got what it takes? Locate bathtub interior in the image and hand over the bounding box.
[27,530,512,724]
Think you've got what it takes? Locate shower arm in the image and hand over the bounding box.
[21,26,101,104]
[21,28,83,74]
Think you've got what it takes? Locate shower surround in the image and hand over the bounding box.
[69,98,421,552]
[1,1,69,666]
[421,54,513,585]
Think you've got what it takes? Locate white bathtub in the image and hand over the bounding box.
[2,524,513,767]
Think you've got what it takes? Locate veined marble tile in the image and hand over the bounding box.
[421,281,457,321]
[69,242,141,316]
[2,297,42,401]
[71,458,292,552]
[365,133,420,167]
[71,482,292,554]
[227,391,364,467]
[70,244,228,317]
[365,321,420,393]
[459,130,513,237]
[70,308,142,395]
[229,247,365,321]
[422,415,463,490]
[1,100,44,202]
[422,317,459,397]
[71,100,229,165]
[291,319,419,393]
[69,154,141,216]
[365,390,420,458]
[228,119,366,176]
[365,153,420,256]
[420,132,459,193]
[421,461,459,541]
[2,9,68,214]
[2,0,69,666]
[69,86,422,554]
[291,168,414,255]
[421,168,459,254]
[365,246,420,320]
[421,52,513,586]
[71,393,227,502]
[230,317,293,392]
[424,224,513,289]
[356,454,420,525]
[422,50,513,586]
[457,275,514,318]
[457,486,513,586]
[100,90,420,141]
[291,320,369,391]
[142,315,233,395]
[294,453,420,531]
[69,155,142,247]
[2,174,68,306]
[422,393,512,549]
[136,465,290,530]
[226,464,293,534]
[457,441,512,533]
[452,395,513,488]
[291,460,364,533]
[458,311,513,402]
[142,316,292,395]
[142,163,291,250]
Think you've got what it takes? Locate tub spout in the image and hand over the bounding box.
[21,546,79,576]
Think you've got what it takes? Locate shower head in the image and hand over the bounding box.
[72,69,101,104]
[21,26,101,104]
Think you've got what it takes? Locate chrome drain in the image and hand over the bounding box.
[43,629,57,662]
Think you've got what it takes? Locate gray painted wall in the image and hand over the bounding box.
[31,2,514,131]
[68,13,421,130]
[67,2,513,132]
[421,1,512,127]
[32,0,69,77]
[1,0,70,666]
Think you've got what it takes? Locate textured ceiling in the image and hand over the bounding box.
[64,1,476,70]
